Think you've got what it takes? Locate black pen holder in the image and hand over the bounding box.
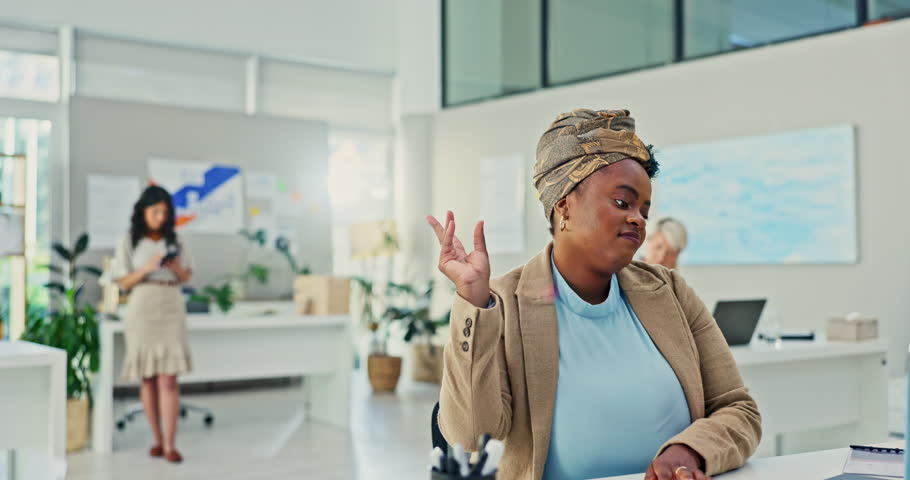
[431,471,495,480]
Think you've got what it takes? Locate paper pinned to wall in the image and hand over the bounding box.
[148,158,244,233]
[479,153,526,254]
[87,175,141,249]
[245,171,280,199]
[248,203,278,236]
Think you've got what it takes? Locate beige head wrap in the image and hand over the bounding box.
[532,109,657,221]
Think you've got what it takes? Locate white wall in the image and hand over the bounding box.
[0,0,397,71]
[431,19,910,375]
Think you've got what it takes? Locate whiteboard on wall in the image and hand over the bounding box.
[653,125,857,265]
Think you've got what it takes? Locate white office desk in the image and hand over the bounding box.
[596,441,903,480]
[92,302,352,453]
[0,341,66,478]
[732,340,888,456]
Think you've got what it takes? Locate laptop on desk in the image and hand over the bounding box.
[713,299,767,346]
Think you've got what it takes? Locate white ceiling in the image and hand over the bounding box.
[0,0,399,72]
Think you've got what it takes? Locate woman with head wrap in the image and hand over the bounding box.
[644,217,689,270]
[426,110,760,480]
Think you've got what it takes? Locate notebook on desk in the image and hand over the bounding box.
[842,445,904,478]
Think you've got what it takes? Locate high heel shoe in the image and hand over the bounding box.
[164,449,183,463]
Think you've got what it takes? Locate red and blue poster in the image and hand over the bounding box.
[147,158,244,233]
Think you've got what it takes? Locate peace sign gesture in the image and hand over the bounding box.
[426,211,492,309]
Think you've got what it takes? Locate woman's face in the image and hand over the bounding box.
[144,201,169,232]
[555,159,652,273]
[644,231,680,269]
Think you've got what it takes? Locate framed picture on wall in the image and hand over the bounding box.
[0,209,25,257]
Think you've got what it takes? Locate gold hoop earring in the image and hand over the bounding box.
[559,216,568,232]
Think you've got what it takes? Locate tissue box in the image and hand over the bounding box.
[293,275,350,315]
[826,316,878,341]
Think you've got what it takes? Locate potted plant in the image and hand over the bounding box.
[353,276,403,392]
[21,232,102,452]
[187,282,235,314]
[385,281,450,384]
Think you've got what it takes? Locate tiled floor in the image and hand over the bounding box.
[65,372,440,480]
[44,373,910,479]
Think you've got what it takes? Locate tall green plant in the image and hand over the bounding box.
[22,287,99,401]
[23,232,101,401]
[43,232,103,300]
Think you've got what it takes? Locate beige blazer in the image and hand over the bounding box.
[438,244,761,480]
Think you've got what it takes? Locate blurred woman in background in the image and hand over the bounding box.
[644,217,688,270]
[109,185,193,463]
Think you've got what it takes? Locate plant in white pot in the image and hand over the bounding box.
[22,233,101,452]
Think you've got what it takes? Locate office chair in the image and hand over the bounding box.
[115,402,214,431]
[431,401,448,451]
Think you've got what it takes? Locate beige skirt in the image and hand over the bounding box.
[121,284,192,380]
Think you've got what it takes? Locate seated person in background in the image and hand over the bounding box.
[643,217,688,270]
[427,109,760,480]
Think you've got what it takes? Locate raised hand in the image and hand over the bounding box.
[426,211,491,308]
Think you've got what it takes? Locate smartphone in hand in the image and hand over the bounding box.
[160,244,180,266]
[160,251,179,266]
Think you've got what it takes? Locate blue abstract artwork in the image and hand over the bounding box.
[653,125,857,265]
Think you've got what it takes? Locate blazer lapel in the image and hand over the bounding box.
[517,244,559,480]
[619,267,705,421]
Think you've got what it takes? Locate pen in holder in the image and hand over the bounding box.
[429,435,502,480]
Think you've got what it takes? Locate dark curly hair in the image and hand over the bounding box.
[642,144,660,179]
[130,185,177,248]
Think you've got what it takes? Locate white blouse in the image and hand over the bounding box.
[106,235,194,284]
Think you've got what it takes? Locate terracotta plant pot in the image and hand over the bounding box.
[411,343,444,383]
[66,397,90,452]
[368,354,402,392]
